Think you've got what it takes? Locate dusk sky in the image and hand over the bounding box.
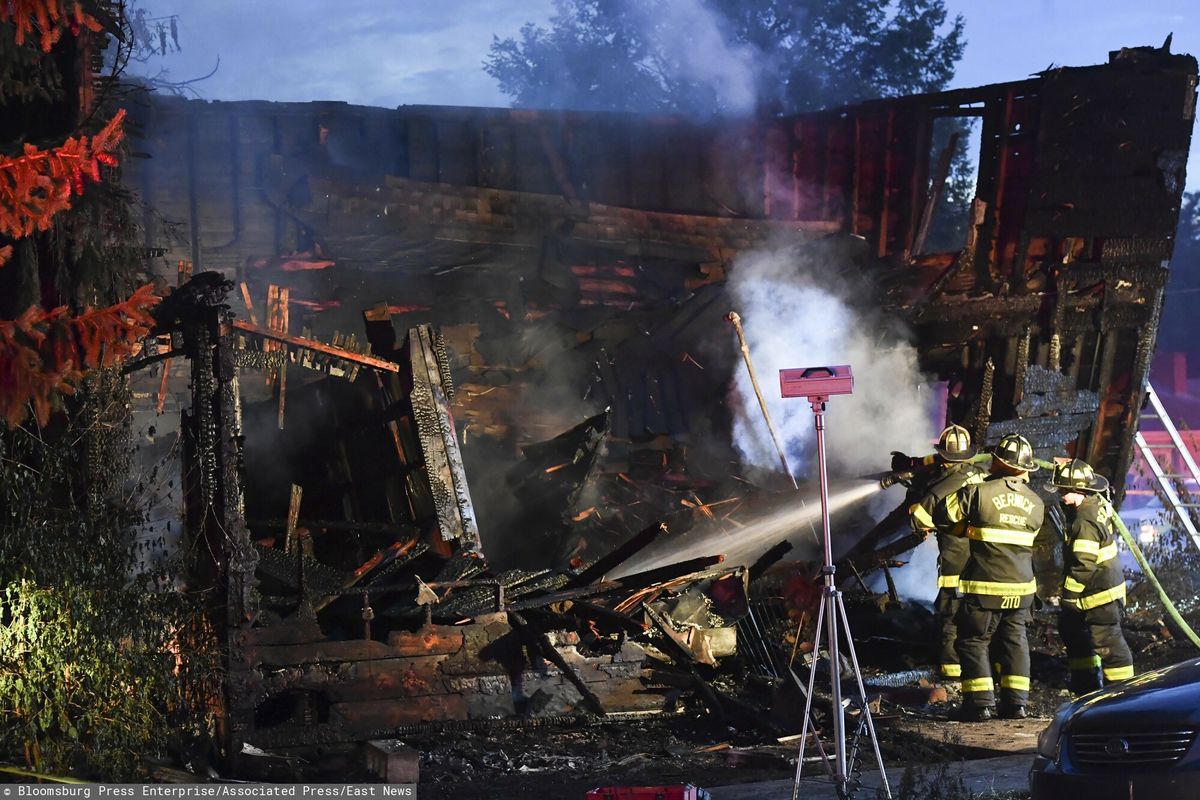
[126,0,1200,188]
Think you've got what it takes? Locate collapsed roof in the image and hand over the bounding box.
[124,46,1197,772]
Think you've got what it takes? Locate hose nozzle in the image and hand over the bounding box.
[879,471,914,490]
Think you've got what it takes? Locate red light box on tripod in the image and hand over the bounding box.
[778,365,853,399]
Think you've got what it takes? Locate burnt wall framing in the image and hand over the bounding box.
[129,47,1198,770]
[127,49,1197,493]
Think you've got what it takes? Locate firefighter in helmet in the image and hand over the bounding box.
[1051,458,1134,694]
[946,433,1045,721]
[907,424,985,683]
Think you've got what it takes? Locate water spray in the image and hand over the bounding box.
[608,480,882,579]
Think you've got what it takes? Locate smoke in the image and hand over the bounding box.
[727,242,938,482]
[723,240,946,602]
[870,534,940,603]
[620,0,760,115]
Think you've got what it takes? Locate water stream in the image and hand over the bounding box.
[609,480,884,579]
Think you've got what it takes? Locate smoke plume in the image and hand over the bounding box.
[724,240,943,601]
[728,243,938,482]
[620,0,759,115]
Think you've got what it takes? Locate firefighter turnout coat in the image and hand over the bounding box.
[947,470,1045,709]
[1062,495,1125,611]
[909,461,986,591]
[948,473,1046,609]
[909,460,986,680]
[1060,494,1135,687]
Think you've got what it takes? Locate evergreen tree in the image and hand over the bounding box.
[485,0,965,115]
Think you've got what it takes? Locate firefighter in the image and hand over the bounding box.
[946,433,1045,721]
[907,424,985,683]
[1051,459,1135,694]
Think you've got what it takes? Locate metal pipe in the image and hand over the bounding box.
[812,401,846,787]
[792,593,830,800]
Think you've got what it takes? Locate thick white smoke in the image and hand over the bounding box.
[728,246,938,481]
[727,244,943,601]
[872,534,941,603]
[621,0,759,115]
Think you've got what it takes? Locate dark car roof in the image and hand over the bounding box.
[1067,657,1200,731]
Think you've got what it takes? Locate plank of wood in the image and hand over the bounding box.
[277,286,289,429]
[156,358,171,414]
[313,538,420,613]
[239,281,258,326]
[285,484,302,555]
[232,319,401,372]
[567,522,669,588]
[509,610,605,716]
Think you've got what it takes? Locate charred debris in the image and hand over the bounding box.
[124,47,1197,777]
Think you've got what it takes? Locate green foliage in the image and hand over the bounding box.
[1,1,216,777]
[53,177,148,310]
[0,18,62,105]
[485,0,965,114]
[0,581,205,779]
[0,376,219,780]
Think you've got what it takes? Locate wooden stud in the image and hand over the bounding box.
[232,320,401,373]
[285,484,303,555]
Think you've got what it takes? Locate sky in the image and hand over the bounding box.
[125,0,1200,188]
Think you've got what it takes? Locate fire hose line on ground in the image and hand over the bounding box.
[1105,499,1200,650]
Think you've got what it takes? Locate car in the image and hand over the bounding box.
[1031,656,1200,799]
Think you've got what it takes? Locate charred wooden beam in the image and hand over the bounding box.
[313,538,420,612]
[232,319,401,372]
[566,522,669,588]
[502,581,625,612]
[501,560,728,613]
[120,347,184,375]
[508,610,606,716]
[407,325,482,549]
[568,600,648,635]
[835,500,910,582]
[747,540,794,584]
[606,555,725,592]
[845,531,927,578]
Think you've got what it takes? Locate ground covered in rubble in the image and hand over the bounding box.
[403,599,1198,800]
[406,708,1042,799]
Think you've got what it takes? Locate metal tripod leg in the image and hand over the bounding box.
[792,586,894,800]
[837,589,893,799]
[791,595,834,800]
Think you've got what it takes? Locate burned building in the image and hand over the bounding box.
[123,46,1197,772]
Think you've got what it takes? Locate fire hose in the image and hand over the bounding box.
[1105,499,1200,649]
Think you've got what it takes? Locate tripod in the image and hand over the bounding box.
[791,396,892,800]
